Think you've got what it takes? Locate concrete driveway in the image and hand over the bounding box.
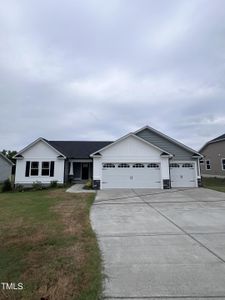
[90,188,225,299]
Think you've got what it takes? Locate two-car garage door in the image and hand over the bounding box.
[102,163,161,189]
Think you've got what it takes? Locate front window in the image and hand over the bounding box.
[42,161,50,176]
[206,160,211,170]
[222,159,225,170]
[30,161,39,176]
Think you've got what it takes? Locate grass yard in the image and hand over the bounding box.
[202,177,225,193]
[0,189,101,300]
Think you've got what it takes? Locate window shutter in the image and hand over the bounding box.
[25,161,30,177]
[50,161,55,177]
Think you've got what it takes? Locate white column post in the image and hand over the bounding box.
[69,161,74,176]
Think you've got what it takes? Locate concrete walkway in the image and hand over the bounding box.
[66,184,96,193]
[91,188,225,299]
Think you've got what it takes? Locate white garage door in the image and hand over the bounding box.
[170,162,197,188]
[102,163,161,189]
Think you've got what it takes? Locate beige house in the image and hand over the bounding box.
[200,134,225,177]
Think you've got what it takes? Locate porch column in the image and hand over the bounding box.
[69,161,74,176]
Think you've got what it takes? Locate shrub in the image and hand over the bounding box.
[2,179,12,192]
[15,184,24,192]
[32,181,43,190]
[83,179,93,190]
[50,180,58,188]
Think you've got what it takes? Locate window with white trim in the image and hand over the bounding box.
[182,163,193,168]
[103,163,115,168]
[30,161,39,176]
[133,163,144,168]
[206,160,211,170]
[222,159,225,170]
[118,163,130,168]
[147,163,160,168]
[42,161,50,176]
[170,163,180,168]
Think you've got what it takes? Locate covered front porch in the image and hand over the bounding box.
[68,159,93,182]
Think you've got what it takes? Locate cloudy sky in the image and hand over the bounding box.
[1,0,225,151]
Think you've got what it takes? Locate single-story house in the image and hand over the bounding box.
[0,152,14,182]
[200,133,225,178]
[14,126,202,189]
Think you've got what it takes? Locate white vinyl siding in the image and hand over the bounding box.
[15,140,64,185]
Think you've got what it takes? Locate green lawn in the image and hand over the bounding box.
[0,189,102,300]
[202,177,225,193]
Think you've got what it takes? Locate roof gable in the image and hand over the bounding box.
[90,133,172,157]
[135,126,202,159]
[14,138,66,159]
[199,133,225,152]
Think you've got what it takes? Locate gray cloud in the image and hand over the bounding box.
[1,0,225,151]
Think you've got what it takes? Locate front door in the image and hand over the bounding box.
[82,163,89,180]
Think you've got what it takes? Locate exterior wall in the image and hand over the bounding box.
[0,156,12,182]
[93,135,167,189]
[136,128,194,160]
[200,141,225,177]
[15,140,65,185]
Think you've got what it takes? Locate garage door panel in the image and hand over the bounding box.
[102,163,161,189]
[170,162,196,188]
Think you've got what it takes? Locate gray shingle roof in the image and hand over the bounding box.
[210,133,225,143]
[47,140,112,159]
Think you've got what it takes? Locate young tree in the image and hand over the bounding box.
[1,150,17,163]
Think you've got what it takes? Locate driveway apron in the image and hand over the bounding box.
[90,188,225,299]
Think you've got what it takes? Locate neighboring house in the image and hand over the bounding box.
[14,126,202,189]
[200,133,225,178]
[0,152,14,182]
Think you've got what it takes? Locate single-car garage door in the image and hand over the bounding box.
[102,163,161,189]
[170,162,197,188]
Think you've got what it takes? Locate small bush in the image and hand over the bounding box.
[32,181,43,190]
[83,179,93,190]
[2,179,12,192]
[50,180,58,188]
[15,184,24,192]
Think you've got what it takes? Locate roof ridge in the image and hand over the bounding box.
[48,140,113,142]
